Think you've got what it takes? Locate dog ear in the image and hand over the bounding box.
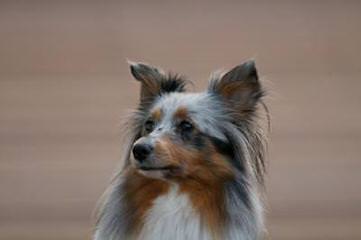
[129,61,186,106]
[209,60,263,114]
[129,61,165,104]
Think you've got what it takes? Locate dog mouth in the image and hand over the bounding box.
[135,163,182,179]
[138,165,178,171]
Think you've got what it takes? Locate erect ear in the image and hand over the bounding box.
[209,60,263,113]
[129,61,165,103]
[128,61,186,105]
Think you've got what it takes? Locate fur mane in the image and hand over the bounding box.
[94,62,269,240]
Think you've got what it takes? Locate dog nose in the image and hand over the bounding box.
[132,143,153,162]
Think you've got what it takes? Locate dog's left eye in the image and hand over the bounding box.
[144,120,155,133]
[178,120,193,132]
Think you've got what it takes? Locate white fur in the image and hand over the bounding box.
[137,184,212,240]
[151,92,229,141]
[94,179,264,240]
[94,89,266,240]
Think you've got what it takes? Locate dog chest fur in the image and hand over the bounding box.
[137,184,213,240]
[94,60,267,240]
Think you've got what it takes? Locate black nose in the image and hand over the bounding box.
[132,143,153,162]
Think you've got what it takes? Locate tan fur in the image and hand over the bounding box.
[140,78,159,101]
[151,108,163,122]
[123,168,170,234]
[95,61,267,240]
[218,81,250,98]
[173,106,189,120]
[153,136,234,238]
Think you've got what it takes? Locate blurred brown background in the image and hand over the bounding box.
[1,1,360,239]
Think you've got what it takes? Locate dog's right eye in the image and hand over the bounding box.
[144,120,155,133]
[179,120,193,133]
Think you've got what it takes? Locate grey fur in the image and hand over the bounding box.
[94,61,268,240]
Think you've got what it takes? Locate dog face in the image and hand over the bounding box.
[132,92,233,180]
[129,61,263,181]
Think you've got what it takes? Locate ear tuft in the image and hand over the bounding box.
[127,61,187,106]
[160,73,187,93]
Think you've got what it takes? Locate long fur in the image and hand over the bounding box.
[94,61,268,240]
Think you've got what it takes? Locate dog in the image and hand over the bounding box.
[94,60,268,240]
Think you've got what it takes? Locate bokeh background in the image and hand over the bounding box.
[1,1,361,239]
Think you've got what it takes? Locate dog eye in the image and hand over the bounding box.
[144,120,155,133]
[179,120,193,132]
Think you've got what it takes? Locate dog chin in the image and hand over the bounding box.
[137,169,168,179]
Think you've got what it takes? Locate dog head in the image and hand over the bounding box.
[128,61,264,182]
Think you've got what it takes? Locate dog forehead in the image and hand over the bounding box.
[151,92,228,140]
[152,92,212,117]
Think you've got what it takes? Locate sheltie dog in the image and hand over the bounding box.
[94,60,268,240]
